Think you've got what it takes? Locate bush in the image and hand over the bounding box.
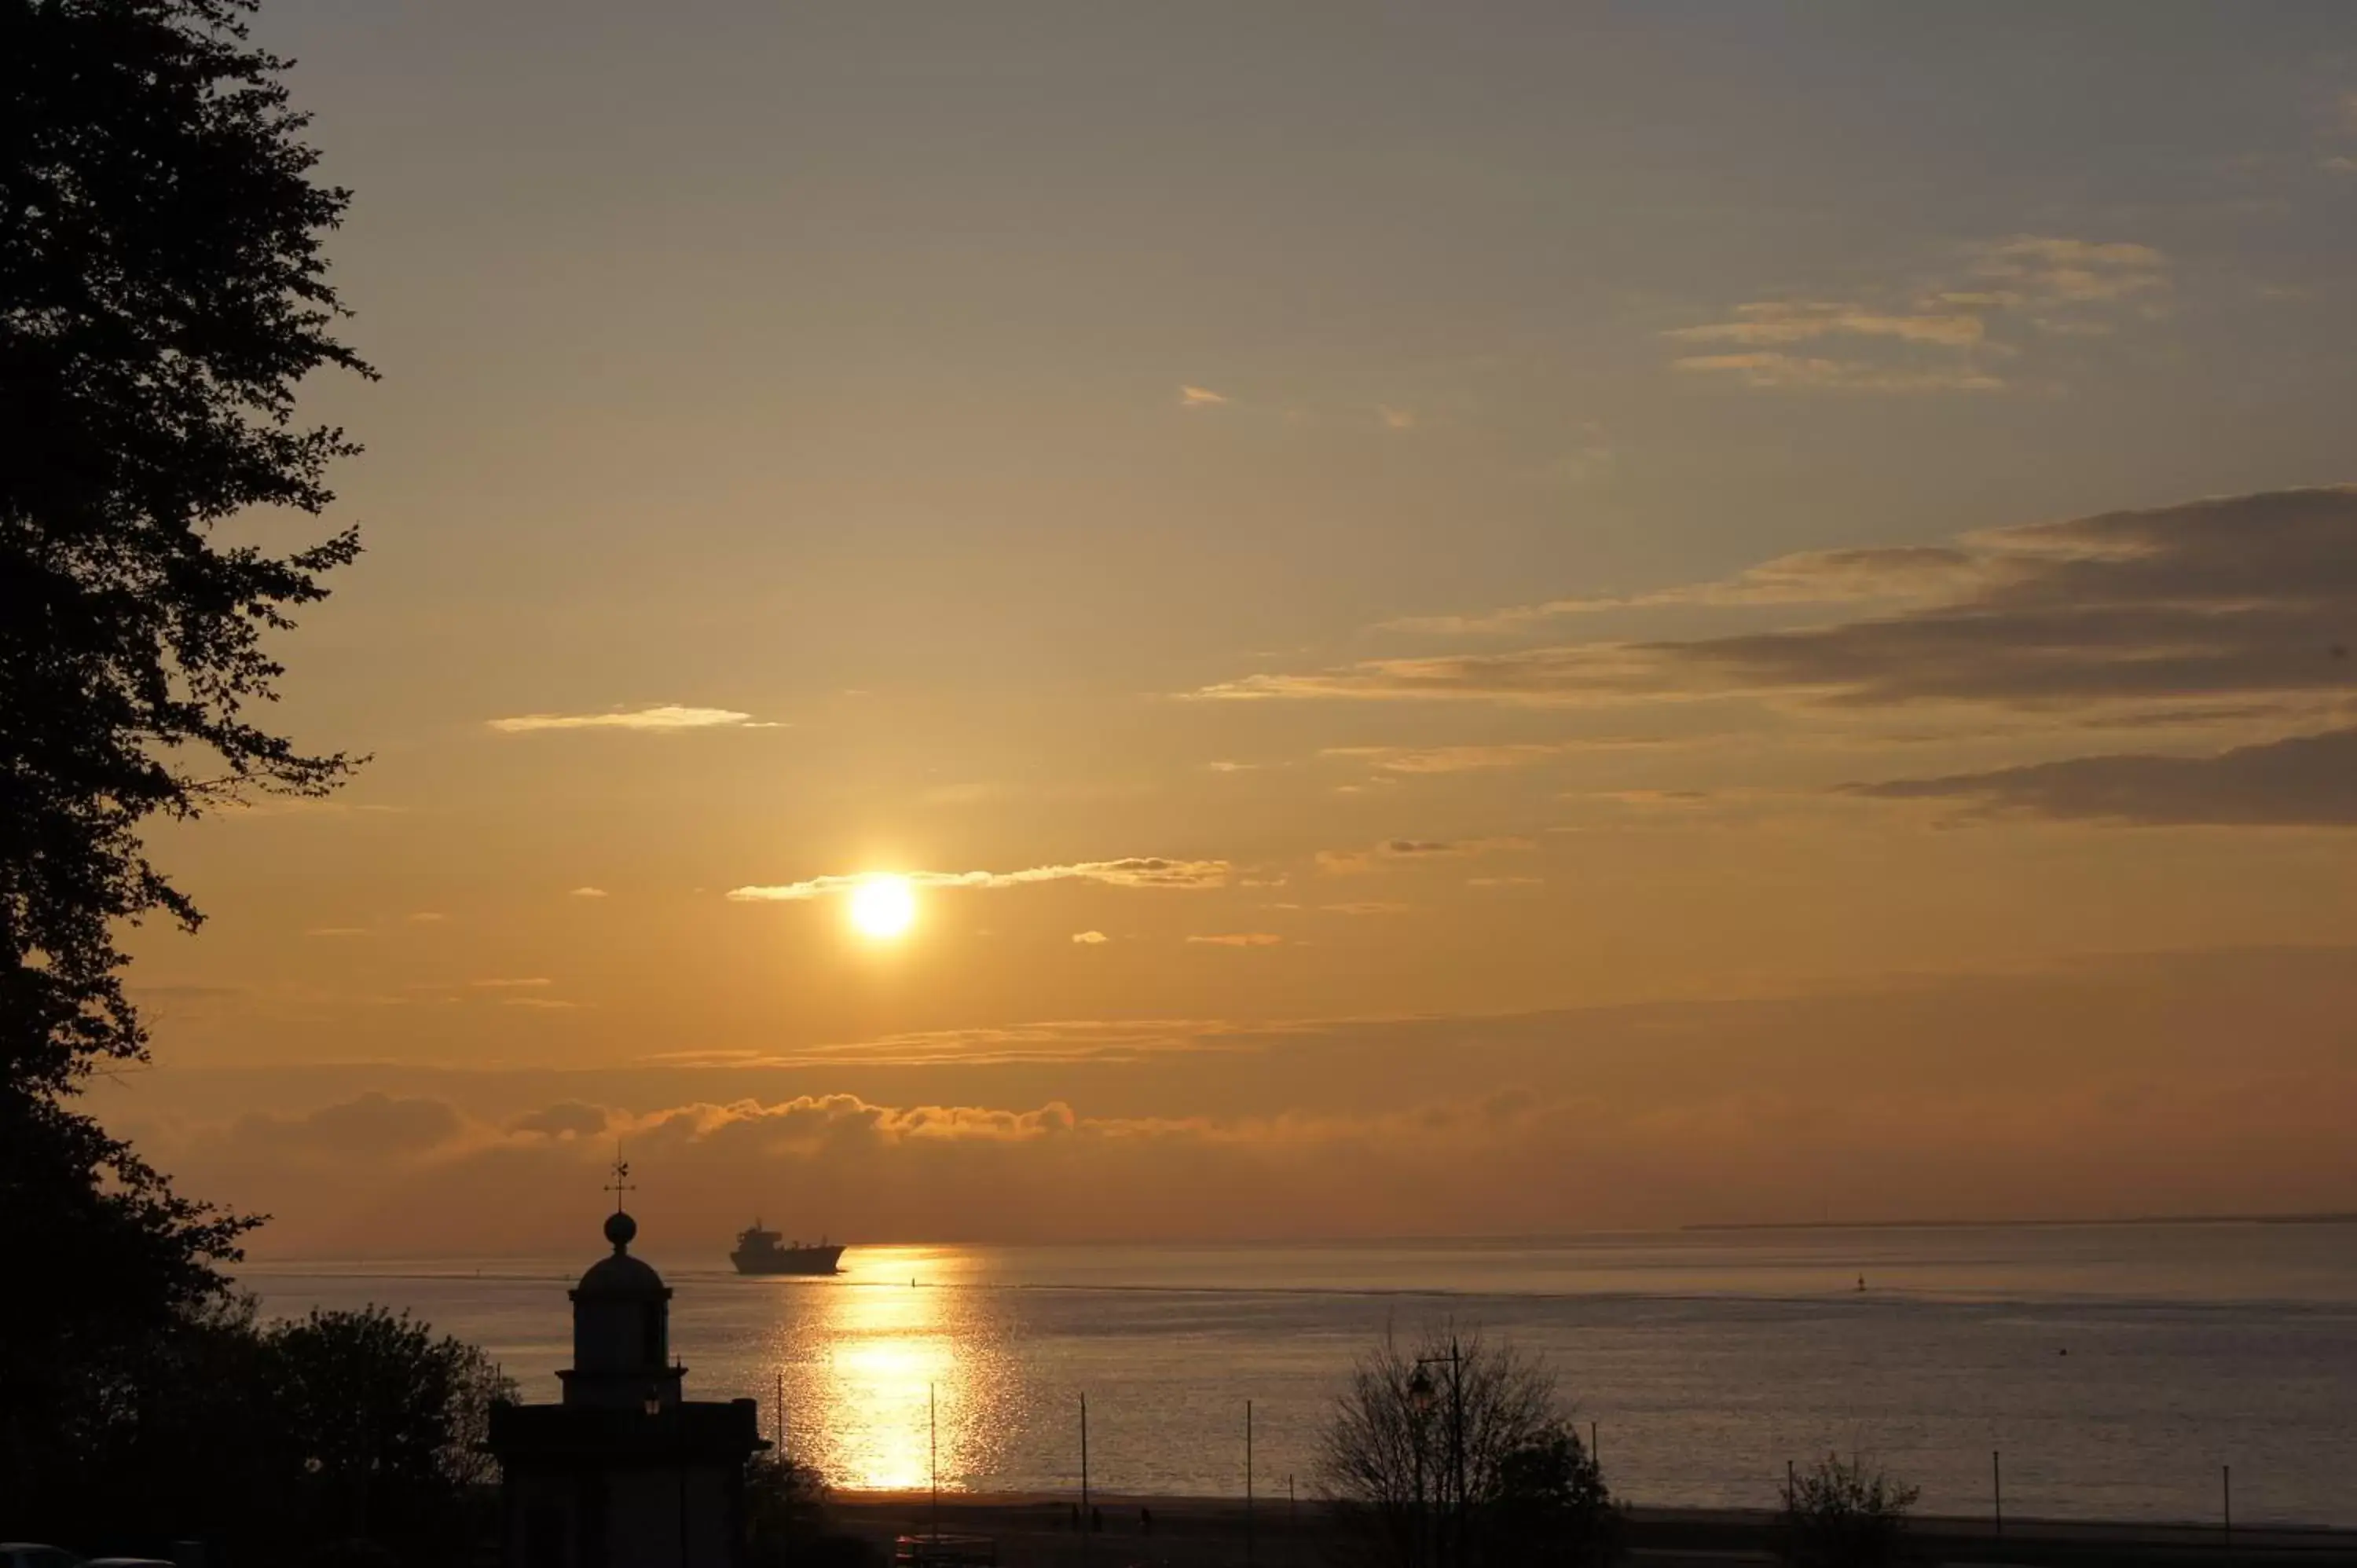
[1776,1454,1919,1568]
[744,1452,878,1568]
[1486,1422,1622,1568]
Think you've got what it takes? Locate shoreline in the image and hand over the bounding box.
[823,1492,2357,1566]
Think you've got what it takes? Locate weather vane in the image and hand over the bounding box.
[603,1142,636,1214]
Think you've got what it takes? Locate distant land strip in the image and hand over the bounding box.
[1685,1212,2357,1233]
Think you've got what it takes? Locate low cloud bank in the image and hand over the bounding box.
[130,947,2357,1258]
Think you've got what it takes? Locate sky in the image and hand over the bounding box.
[96,1,2357,1257]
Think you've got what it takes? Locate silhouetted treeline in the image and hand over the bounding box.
[13,1300,509,1564]
[3,0,372,1541]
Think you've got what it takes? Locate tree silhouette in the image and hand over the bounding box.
[1318,1323,1613,1568]
[1,0,368,1492]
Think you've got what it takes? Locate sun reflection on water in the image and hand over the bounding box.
[779,1245,1010,1492]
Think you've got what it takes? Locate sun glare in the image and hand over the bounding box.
[848,875,918,940]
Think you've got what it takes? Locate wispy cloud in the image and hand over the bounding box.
[1323,742,1588,773]
[1974,235,2168,306]
[727,857,1232,902]
[1178,385,1229,408]
[1670,354,2004,394]
[1666,302,1989,349]
[1317,837,1536,874]
[1195,488,2357,720]
[1072,930,1110,944]
[1378,405,1417,431]
[305,926,368,939]
[1849,727,2357,827]
[406,912,446,924]
[652,1017,1293,1068]
[487,705,766,734]
[1669,234,2167,394]
[1187,932,1285,947]
[471,977,553,989]
[567,887,609,899]
[1388,545,1992,636]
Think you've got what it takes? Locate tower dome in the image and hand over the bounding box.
[575,1209,665,1298]
[562,1203,682,1409]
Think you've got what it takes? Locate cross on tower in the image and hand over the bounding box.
[604,1145,636,1214]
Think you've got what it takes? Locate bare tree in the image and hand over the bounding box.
[1776,1453,1919,1568]
[1318,1321,1615,1568]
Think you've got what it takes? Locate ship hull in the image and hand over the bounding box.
[731,1244,845,1277]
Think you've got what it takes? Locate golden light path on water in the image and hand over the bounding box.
[767,1244,1015,1492]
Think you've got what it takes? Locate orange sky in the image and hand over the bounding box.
[95,3,2357,1255]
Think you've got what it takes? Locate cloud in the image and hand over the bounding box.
[306,927,368,939]
[1196,488,2357,718]
[1669,235,2166,394]
[471,977,553,989]
[406,912,447,924]
[1974,235,2168,306]
[1379,406,1417,431]
[488,705,761,734]
[505,1101,610,1138]
[1321,902,1412,915]
[1849,727,2357,826]
[1178,385,1228,408]
[133,947,2357,1253]
[728,857,1232,902]
[1316,837,1536,873]
[1666,302,1989,350]
[502,996,582,1011]
[1186,932,1285,947]
[568,886,610,899]
[1391,546,1992,635]
[224,1091,467,1163]
[1071,930,1110,944]
[653,1017,1292,1069]
[1322,743,1577,773]
[1671,354,2005,394]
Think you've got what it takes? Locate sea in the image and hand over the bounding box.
[241,1223,2357,1526]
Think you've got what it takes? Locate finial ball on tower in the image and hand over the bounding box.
[605,1211,637,1251]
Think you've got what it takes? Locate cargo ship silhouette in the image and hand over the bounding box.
[729,1221,845,1276]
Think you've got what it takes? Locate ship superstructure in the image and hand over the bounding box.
[729,1221,845,1276]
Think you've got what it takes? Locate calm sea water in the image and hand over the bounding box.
[242,1224,2357,1526]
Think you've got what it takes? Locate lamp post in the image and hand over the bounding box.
[1408,1366,1431,1568]
[1411,1341,1465,1568]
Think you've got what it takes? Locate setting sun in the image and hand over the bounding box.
[848,874,918,940]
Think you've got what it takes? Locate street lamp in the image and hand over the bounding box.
[1407,1366,1434,1567]
[1413,1342,1466,1568]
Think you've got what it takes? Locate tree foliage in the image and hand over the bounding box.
[266,1306,513,1508]
[1490,1421,1622,1568]
[2,0,369,1086]
[1775,1454,1919,1568]
[0,0,368,1493]
[22,1301,512,1564]
[1318,1323,1618,1568]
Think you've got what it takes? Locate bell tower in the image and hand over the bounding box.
[559,1207,686,1411]
[488,1160,767,1567]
